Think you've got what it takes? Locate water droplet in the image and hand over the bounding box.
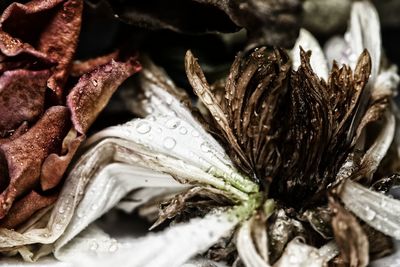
[58,206,65,214]
[91,204,98,210]
[179,126,188,135]
[202,93,213,105]
[163,137,176,149]
[165,118,180,129]
[92,79,98,87]
[136,121,151,134]
[90,241,99,251]
[365,207,376,221]
[200,142,210,153]
[394,230,400,237]
[109,243,118,252]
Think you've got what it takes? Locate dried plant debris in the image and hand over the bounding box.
[88,0,302,48]
[0,0,141,229]
[0,1,400,267]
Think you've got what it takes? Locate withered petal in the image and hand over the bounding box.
[1,0,83,100]
[0,69,50,132]
[0,190,57,229]
[0,30,51,63]
[71,50,119,77]
[40,133,84,191]
[330,200,369,267]
[67,57,141,134]
[0,106,70,219]
[38,0,83,99]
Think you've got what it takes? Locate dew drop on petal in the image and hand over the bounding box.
[200,142,210,153]
[90,241,99,251]
[179,126,188,135]
[165,118,180,129]
[136,121,151,134]
[365,206,376,221]
[163,137,176,149]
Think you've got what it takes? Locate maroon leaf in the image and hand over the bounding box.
[67,57,141,134]
[0,69,50,132]
[0,106,70,219]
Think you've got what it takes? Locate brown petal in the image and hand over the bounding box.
[0,30,51,63]
[0,106,70,219]
[40,131,84,190]
[1,0,83,99]
[0,69,50,132]
[71,50,119,77]
[0,190,57,228]
[67,57,141,134]
[37,0,83,99]
[330,200,369,267]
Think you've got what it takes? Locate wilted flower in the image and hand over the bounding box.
[1,1,400,267]
[0,0,141,229]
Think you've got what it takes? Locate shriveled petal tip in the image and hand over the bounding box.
[67,58,141,134]
[0,106,70,219]
[292,29,328,80]
[40,134,85,191]
[0,69,50,132]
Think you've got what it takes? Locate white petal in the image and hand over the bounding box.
[291,29,329,80]
[73,209,239,267]
[236,218,270,267]
[87,116,258,198]
[360,111,395,179]
[341,179,400,239]
[347,1,381,79]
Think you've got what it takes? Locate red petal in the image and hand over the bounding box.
[67,57,141,134]
[0,69,50,132]
[0,106,70,218]
[40,132,84,190]
[0,190,57,228]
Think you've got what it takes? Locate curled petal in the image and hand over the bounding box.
[0,191,57,228]
[1,0,83,99]
[330,198,369,267]
[0,69,50,132]
[0,106,70,219]
[67,57,141,134]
